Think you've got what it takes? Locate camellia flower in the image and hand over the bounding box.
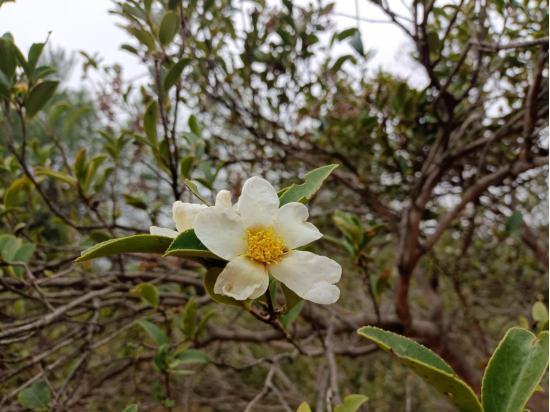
[150,190,232,238]
[194,177,341,304]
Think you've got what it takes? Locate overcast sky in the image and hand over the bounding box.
[0,0,424,87]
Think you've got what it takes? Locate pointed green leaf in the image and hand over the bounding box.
[174,349,209,364]
[163,58,192,93]
[297,402,312,412]
[121,405,138,412]
[0,38,16,78]
[48,101,71,125]
[75,235,174,262]
[17,381,51,410]
[180,155,194,178]
[143,100,158,146]
[358,326,482,412]
[26,81,60,119]
[132,283,160,308]
[279,165,338,206]
[204,267,243,307]
[281,282,302,313]
[12,243,36,277]
[163,229,219,260]
[28,42,45,74]
[182,299,198,337]
[334,394,369,412]
[504,211,523,235]
[138,319,168,346]
[349,31,364,57]
[482,328,549,412]
[159,11,180,46]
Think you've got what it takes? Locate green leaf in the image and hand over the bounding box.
[4,176,33,207]
[74,148,88,185]
[188,114,201,136]
[174,349,209,364]
[182,299,198,337]
[154,343,169,372]
[75,235,174,262]
[349,31,364,57]
[121,404,138,412]
[184,180,210,205]
[282,300,303,327]
[138,319,168,346]
[196,309,216,338]
[482,328,549,412]
[297,403,312,412]
[279,164,338,206]
[26,81,60,119]
[12,243,36,277]
[0,38,15,78]
[28,42,45,74]
[179,155,194,178]
[128,28,156,50]
[334,394,369,412]
[159,11,180,46]
[168,0,181,10]
[48,101,71,125]
[337,28,358,41]
[281,282,302,313]
[163,229,220,260]
[504,210,523,235]
[532,301,548,327]
[163,58,192,93]
[17,381,51,410]
[358,326,482,412]
[143,100,158,146]
[132,282,160,308]
[64,106,92,134]
[0,234,21,261]
[34,167,77,187]
[204,267,243,307]
[34,65,56,80]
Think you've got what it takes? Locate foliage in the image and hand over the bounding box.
[0,0,547,410]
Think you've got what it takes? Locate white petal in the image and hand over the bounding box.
[213,256,268,300]
[269,250,341,305]
[303,281,340,305]
[276,202,322,249]
[236,176,279,232]
[149,226,179,238]
[172,201,208,232]
[194,206,248,261]
[249,275,270,299]
[215,190,232,209]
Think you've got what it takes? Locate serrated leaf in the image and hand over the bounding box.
[164,58,192,93]
[358,326,482,412]
[75,235,174,262]
[26,81,60,119]
[143,100,158,146]
[279,164,338,206]
[17,381,51,410]
[204,267,243,307]
[132,282,160,308]
[163,229,220,260]
[159,11,180,46]
[482,328,549,412]
[334,394,369,412]
[138,319,168,346]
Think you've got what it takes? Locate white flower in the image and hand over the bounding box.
[150,190,233,238]
[194,177,341,305]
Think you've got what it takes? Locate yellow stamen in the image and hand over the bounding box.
[244,227,287,264]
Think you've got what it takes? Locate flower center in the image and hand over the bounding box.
[245,227,286,264]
